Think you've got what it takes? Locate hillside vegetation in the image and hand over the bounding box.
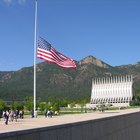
[0,56,140,102]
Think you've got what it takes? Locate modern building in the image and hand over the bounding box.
[90,75,133,107]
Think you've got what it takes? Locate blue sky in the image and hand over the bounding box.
[0,0,140,71]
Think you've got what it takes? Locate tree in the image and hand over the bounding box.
[52,103,60,112]
[59,98,69,107]
[130,88,140,106]
[69,102,75,112]
[0,99,6,110]
[24,96,33,111]
[38,102,46,112]
[78,99,87,113]
[44,104,51,110]
[11,101,24,110]
[0,99,6,118]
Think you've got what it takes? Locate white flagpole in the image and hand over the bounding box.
[33,0,37,117]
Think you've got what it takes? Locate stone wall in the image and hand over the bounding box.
[0,112,140,140]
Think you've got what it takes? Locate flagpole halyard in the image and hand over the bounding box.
[33,0,37,117]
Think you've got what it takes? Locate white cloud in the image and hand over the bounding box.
[3,0,26,6]
[18,0,26,5]
[3,0,13,5]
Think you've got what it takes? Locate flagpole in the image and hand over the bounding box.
[33,0,37,117]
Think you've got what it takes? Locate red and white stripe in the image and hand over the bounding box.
[37,47,77,69]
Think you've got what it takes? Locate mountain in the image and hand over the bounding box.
[0,56,140,101]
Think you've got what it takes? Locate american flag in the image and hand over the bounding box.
[37,37,77,69]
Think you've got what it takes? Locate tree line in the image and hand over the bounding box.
[0,96,90,115]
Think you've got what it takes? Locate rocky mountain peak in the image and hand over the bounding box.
[79,55,110,68]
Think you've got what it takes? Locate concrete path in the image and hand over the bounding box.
[0,108,140,134]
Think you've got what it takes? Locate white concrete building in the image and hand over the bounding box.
[90,75,133,107]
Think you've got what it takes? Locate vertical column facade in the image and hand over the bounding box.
[90,75,133,105]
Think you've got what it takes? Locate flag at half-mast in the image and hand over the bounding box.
[37,37,77,69]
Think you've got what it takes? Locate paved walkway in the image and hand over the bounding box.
[0,108,140,134]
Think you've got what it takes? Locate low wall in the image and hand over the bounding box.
[0,111,140,140]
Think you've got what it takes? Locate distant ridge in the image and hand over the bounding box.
[0,55,140,101]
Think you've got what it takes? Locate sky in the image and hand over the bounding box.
[0,0,140,71]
